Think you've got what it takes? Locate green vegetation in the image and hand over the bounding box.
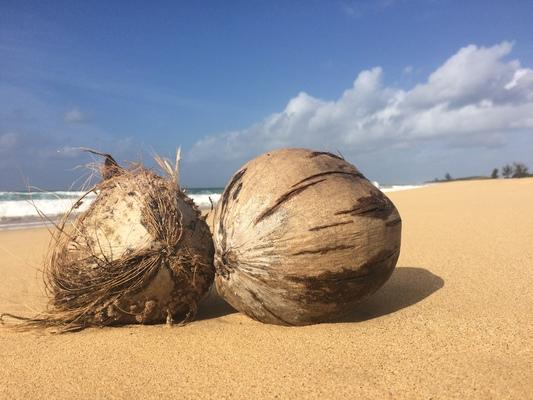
[428,162,531,183]
[511,162,530,178]
[502,164,513,179]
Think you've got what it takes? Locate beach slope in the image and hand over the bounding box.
[1,179,532,399]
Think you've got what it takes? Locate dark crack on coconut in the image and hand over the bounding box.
[290,170,366,188]
[232,182,243,200]
[245,288,295,326]
[386,217,402,227]
[254,179,326,225]
[308,151,345,160]
[292,244,355,256]
[215,168,247,279]
[308,220,354,232]
[335,191,395,220]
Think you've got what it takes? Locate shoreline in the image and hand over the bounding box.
[0,184,426,231]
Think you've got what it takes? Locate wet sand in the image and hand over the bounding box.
[1,178,532,399]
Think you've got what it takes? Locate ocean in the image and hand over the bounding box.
[0,183,422,230]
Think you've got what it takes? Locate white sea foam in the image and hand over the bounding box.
[0,184,423,229]
[0,193,219,221]
[381,184,424,193]
[0,197,95,219]
[188,193,221,209]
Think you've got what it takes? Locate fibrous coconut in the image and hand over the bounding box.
[2,151,214,332]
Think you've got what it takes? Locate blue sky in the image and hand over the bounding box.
[1,0,533,190]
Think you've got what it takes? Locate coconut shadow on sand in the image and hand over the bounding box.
[196,267,444,323]
[340,266,444,323]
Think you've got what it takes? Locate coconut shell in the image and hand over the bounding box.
[39,160,214,331]
[213,148,401,325]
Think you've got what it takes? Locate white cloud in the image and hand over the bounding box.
[188,42,533,164]
[0,82,143,189]
[64,108,87,123]
[55,146,83,158]
[0,132,18,151]
[403,65,414,75]
[340,0,397,18]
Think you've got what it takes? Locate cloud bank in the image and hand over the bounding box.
[188,42,533,172]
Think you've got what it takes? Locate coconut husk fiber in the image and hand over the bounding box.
[1,151,214,332]
[213,148,401,326]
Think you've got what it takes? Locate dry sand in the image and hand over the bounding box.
[1,178,532,399]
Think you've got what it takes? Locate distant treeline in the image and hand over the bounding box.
[428,162,531,183]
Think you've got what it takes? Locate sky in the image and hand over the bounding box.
[1,0,533,190]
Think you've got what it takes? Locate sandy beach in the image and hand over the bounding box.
[1,178,532,399]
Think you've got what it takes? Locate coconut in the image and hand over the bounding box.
[2,151,214,332]
[213,148,401,325]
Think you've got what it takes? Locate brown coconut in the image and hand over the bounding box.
[3,152,214,332]
[213,148,401,325]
